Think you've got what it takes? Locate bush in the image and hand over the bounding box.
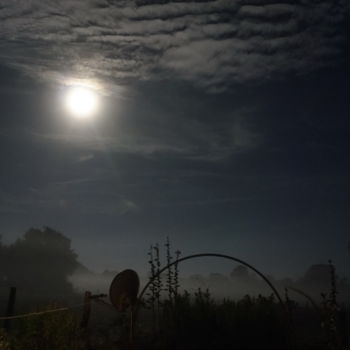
[11,304,84,350]
[0,329,10,350]
[147,290,288,350]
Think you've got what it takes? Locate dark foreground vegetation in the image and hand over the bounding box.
[0,289,348,350]
[0,229,349,349]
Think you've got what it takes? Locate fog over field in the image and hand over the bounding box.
[69,261,350,304]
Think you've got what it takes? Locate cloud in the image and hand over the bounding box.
[78,153,95,162]
[0,174,139,216]
[118,199,139,215]
[28,110,261,162]
[0,0,348,91]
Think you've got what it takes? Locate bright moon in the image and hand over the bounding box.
[65,87,99,118]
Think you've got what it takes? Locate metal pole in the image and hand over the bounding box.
[80,291,92,329]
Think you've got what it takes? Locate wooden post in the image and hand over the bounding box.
[80,291,92,329]
[3,287,16,331]
[129,308,134,344]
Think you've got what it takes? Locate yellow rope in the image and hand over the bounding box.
[0,303,85,320]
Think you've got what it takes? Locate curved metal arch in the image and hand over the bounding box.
[132,253,289,336]
[287,286,320,315]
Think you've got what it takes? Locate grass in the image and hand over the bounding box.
[0,243,348,350]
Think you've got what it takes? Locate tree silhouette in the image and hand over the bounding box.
[4,227,78,295]
[230,265,249,281]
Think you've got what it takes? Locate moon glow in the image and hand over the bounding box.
[65,86,99,119]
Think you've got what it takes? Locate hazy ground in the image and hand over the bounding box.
[69,266,350,305]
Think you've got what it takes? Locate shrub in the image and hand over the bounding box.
[11,304,83,350]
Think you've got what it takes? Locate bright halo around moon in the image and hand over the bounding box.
[65,86,99,119]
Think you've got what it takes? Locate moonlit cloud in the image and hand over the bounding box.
[0,0,348,91]
[28,110,261,162]
[0,0,350,280]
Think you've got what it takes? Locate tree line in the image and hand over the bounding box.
[0,227,78,296]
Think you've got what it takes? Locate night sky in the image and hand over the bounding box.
[0,0,349,279]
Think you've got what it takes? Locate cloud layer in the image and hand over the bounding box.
[0,0,349,91]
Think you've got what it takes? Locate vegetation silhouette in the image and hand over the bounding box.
[0,227,78,297]
[0,231,348,350]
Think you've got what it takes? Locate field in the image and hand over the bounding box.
[0,257,349,350]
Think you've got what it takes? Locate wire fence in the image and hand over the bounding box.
[0,286,110,327]
[0,303,86,321]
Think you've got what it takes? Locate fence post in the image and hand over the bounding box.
[80,291,92,329]
[3,287,16,331]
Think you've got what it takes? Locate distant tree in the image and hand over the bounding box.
[6,227,78,295]
[296,264,330,293]
[230,265,250,281]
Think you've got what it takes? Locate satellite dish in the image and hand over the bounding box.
[109,269,140,312]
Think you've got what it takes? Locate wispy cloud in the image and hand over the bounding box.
[0,0,348,91]
[0,176,139,216]
[28,111,261,162]
[77,153,95,162]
